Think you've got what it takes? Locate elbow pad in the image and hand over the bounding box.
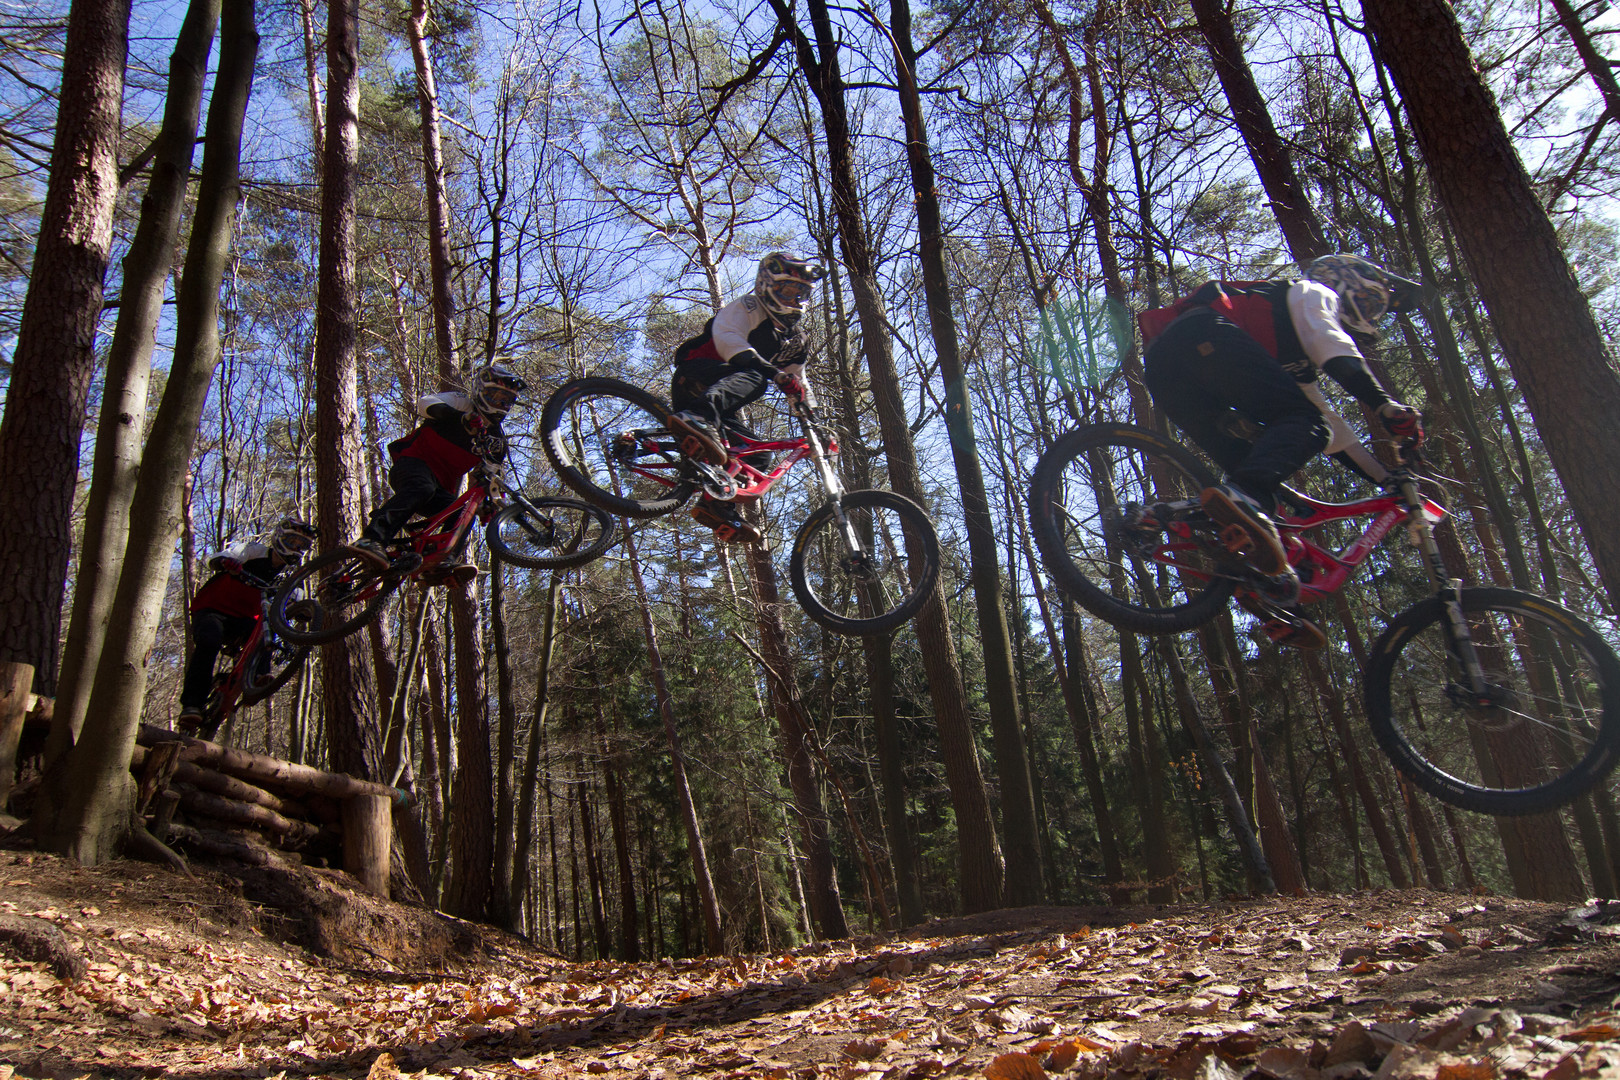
[1320,355,1391,409]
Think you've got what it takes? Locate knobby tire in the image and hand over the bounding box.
[1365,586,1620,815]
[1029,422,1234,633]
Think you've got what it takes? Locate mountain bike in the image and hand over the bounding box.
[181,582,311,741]
[269,463,616,646]
[1029,421,1620,816]
[539,375,941,636]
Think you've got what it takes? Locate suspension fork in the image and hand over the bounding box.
[796,398,863,554]
[1397,474,1491,693]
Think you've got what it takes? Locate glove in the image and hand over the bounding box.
[464,412,488,433]
[219,557,243,574]
[1378,401,1424,445]
[773,368,807,399]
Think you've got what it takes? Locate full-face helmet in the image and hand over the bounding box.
[755,252,827,328]
[271,517,319,559]
[471,361,528,419]
[1303,254,1423,342]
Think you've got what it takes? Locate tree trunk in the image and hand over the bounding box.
[314,0,384,782]
[513,574,562,933]
[772,0,1005,912]
[1361,0,1620,617]
[446,583,494,920]
[31,0,257,864]
[1187,0,1331,261]
[490,567,519,929]
[407,0,458,376]
[622,525,723,952]
[744,533,849,937]
[888,0,1043,904]
[0,0,129,693]
[49,0,218,762]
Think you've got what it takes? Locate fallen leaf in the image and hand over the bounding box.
[1563,1023,1620,1041]
[1254,1046,1319,1080]
[1434,1063,1496,1080]
[366,1052,400,1080]
[842,1038,889,1061]
[984,1051,1047,1080]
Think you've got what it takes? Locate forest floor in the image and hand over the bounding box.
[0,843,1618,1080]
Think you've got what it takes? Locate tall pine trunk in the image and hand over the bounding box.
[49,0,219,761]
[772,0,1005,912]
[0,0,129,692]
[32,0,258,863]
[888,0,1043,904]
[314,0,384,782]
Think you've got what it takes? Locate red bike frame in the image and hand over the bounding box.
[1274,487,1448,604]
[394,480,495,567]
[623,428,834,501]
[1158,485,1447,605]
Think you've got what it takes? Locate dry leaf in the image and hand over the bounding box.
[1563,1023,1620,1042]
[842,1038,889,1061]
[1041,1042,1079,1071]
[984,1051,1047,1080]
[1254,1046,1320,1080]
[1434,1063,1496,1080]
[366,1052,400,1080]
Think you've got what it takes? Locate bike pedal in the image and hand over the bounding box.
[1217,523,1253,557]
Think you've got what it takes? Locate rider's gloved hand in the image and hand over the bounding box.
[773,367,807,400]
[464,412,488,433]
[1378,402,1424,445]
[220,557,243,575]
[473,431,507,461]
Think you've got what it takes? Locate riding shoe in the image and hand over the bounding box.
[349,537,392,569]
[1201,483,1294,579]
[691,500,762,545]
[667,410,729,466]
[176,706,206,735]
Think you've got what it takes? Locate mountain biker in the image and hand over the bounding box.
[1139,253,1425,647]
[350,362,527,575]
[178,517,318,736]
[665,251,827,545]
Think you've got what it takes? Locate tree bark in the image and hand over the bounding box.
[1187,0,1331,261]
[771,0,1005,912]
[0,0,129,692]
[888,0,1043,904]
[49,0,218,762]
[1360,0,1620,617]
[314,0,384,783]
[31,0,258,864]
[622,525,723,952]
[445,583,494,920]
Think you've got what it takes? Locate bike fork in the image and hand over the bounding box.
[799,403,863,555]
[1402,478,1491,693]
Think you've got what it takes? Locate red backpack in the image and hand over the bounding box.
[1137,280,1283,352]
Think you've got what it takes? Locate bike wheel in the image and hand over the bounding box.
[1366,586,1620,816]
[541,376,698,519]
[487,497,617,570]
[1029,422,1235,634]
[789,489,941,636]
[270,548,401,646]
[239,635,310,708]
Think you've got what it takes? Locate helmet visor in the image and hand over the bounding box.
[770,279,812,309]
[482,385,520,412]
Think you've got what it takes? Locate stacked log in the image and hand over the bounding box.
[131,726,404,899]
